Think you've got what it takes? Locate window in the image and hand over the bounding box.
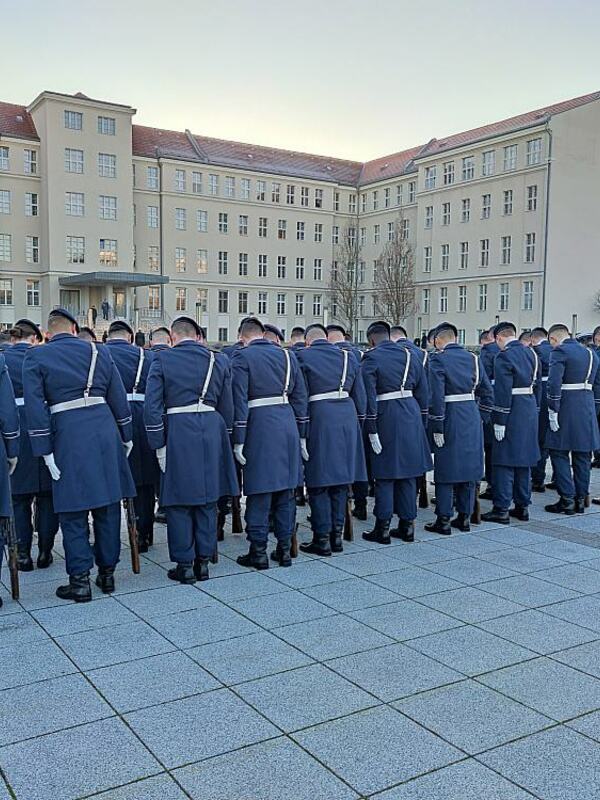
[147,206,159,228]
[359,227,366,247]
[361,194,367,213]
[527,185,538,211]
[238,214,248,236]
[313,294,322,316]
[525,232,536,263]
[0,278,13,302]
[313,258,322,280]
[424,166,437,190]
[314,188,323,208]
[99,195,117,220]
[460,197,472,224]
[442,202,451,226]
[396,184,403,206]
[98,153,116,178]
[97,116,115,135]
[175,207,187,230]
[196,288,207,312]
[526,138,542,166]
[218,251,228,275]
[276,293,286,315]
[422,288,430,313]
[196,248,208,273]
[218,290,228,313]
[499,282,510,311]
[65,192,84,216]
[192,171,202,193]
[482,150,495,176]
[439,287,448,313]
[423,246,432,273]
[0,146,8,170]
[480,238,490,267]
[408,181,416,203]
[258,292,268,315]
[286,184,295,204]
[218,212,228,233]
[296,221,305,241]
[387,221,394,242]
[226,176,235,198]
[358,296,365,317]
[197,209,208,232]
[277,219,287,240]
[148,286,160,310]
[501,235,512,265]
[331,225,339,246]
[241,178,250,200]
[148,246,159,271]
[300,186,309,207]
[238,291,248,314]
[296,257,305,280]
[64,110,82,130]
[24,149,37,174]
[174,169,186,192]
[503,144,517,171]
[425,206,433,229]
[443,161,455,185]
[256,180,266,201]
[295,294,304,315]
[402,219,410,240]
[481,194,491,219]
[334,191,340,211]
[358,260,366,284]
[348,194,357,213]
[523,280,534,311]
[209,174,218,195]
[462,156,475,181]
[0,190,10,214]
[67,236,85,263]
[277,256,287,279]
[384,187,391,207]
[26,279,40,307]
[457,329,466,345]
[458,285,467,313]
[503,189,513,215]
[99,238,117,266]
[478,283,488,312]
[218,327,228,342]
[176,287,187,312]
[25,236,39,264]
[258,217,267,237]
[65,148,84,173]
[441,243,450,271]
[372,190,379,211]
[460,241,469,269]
[175,247,187,272]
[271,182,281,203]
[258,254,268,277]
[373,224,380,244]
[147,166,159,189]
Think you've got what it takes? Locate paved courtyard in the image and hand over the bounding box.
[3,476,600,800]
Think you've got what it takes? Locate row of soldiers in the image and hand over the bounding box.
[0,310,599,606]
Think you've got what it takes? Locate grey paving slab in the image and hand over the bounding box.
[151,604,261,648]
[524,538,600,563]
[424,534,512,557]
[86,651,221,712]
[365,566,465,598]
[418,586,527,623]
[0,638,77,691]
[373,758,535,800]
[90,774,190,800]
[478,657,600,720]
[348,599,463,641]
[325,642,463,701]
[394,679,553,755]
[301,576,401,611]
[174,736,359,800]
[477,574,582,607]
[266,559,349,589]
[293,705,463,796]
[202,554,250,578]
[426,556,518,584]
[31,597,138,636]
[0,777,10,800]
[274,614,394,661]
[110,562,175,595]
[552,640,600,680]
[567,710,600,743]
[543,513,600,532]
[115,584,215,619]
[329,550,410,577]
[235,663,378,732]
[478,547,567,574]
[14,575,104,611]
[124,687,279,769]
[55,620,176,671]
[198,571,290,603]
[231,590,337,629]
[478,608,598,654]
[186,630,314,684]
[531,563,600,593]
[479,725,600,800]
[385,541,463,566]
[476,527,553,547]
[540,594,600,633]
[0,717,162,800]
[0,611,49,650]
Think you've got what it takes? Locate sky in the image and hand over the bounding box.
[2,0,600,161]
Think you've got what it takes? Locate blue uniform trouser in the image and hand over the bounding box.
[308,485,348,535]
[493,466,531,512]
[484,441,493,484]
[531,448,549,486]
[353,481,369,505]
[245,490,295,545]
[435,482,474,518]
[59,502,121,576]
[0,530,4,577]
[13,492,59,554]
[166,503,217,563]
[375,478,417,521]
[134,484,155,540]
[550,450,591,500]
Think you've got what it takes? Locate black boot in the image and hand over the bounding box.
[545,497,575,515]
[167,563,196,583]
[56,573,92,602]
[217,510,227,541]
[574,497,586,515]
[17,549,34,572]
[531,483,546,493]
[299,533,332,556]
[352,501,367,521]
[390,519,414,542]
[509,506,530,522]
[154,507,167,524]
[193,557,210,581]
[137,535,150,554]
[330,528,343,553]
[295,487,306,507]
[451,513,471,532]
[36,548,54,569]
[272,540,292,567]
[479,487,494,501]
[237,542,269,570]
[95,566,115,594]
[362,519,391,544]
[481,508,510,524]
[424,516,452,535]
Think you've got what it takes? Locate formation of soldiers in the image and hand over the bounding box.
[1,309,600,606]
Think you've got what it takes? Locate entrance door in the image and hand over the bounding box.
[113,289,126,318]
[59,290,80,316]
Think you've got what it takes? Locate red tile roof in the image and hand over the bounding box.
[0,102,39,140]
[358,143,430,185]
[131,125,198,161]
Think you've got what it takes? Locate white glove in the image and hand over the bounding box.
[7,457,18,476]
[549,410,560,432]
[369,433,383,455]
[156,445,166,473]
[494,424,506,442]
[123,440,133,458]
[234,443,246,466]
[300,438,309,462]
[43,453,61,481]
[433,433,445,448]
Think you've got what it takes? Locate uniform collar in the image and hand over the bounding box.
[505,339,521,349]
[310,339,331,348]
[105,338,130,346]
[12,341,31,350]
[248,338,270,347]
[443,342,461,350]
[174,339,201,348]
[49,332,75,342]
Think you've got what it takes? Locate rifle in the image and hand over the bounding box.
[290,522,299,558]
[343,496,354,541]
[418,474,429,509]
[1,514,19,600]
[124,499,141,574]
[231,495,243,534]
[470,482,482,525]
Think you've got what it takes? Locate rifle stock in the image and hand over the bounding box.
[418,474,429,509]
[2,515,20,600]
[470,482,482,525]
[291,522,299,558]
[125,499,141,574]
[343,495,354,541]
[231,495,243,534]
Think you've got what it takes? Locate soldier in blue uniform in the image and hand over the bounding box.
[592,325,600,469]
[78,326,97,342]
[22,308,135,602]
[264,323,285,346]
[0,351,20,609]
[105,320,156,551]
[0,330,12,352]
[289,327,306,355]
[149,326,171,352]
[479,328,500,500]
[544,323,600,515]
[297,324,367,555]
[361,321,432,543]
[530,327,552,492]
[481,321,541,524]
[5,320,58,569]
[231,317,308,568]
[426,323,494,535]
[327,324,362,364]
[144,316,238,582]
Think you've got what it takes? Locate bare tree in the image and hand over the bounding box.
[594,290,600,314]
[327,215,363,337]
[373,212,417,323]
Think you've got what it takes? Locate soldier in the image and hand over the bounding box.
[530,327,552,492]
[519,330,532,347]
[425,323,493,535]
[231,317,308,568]
[544,323,600,515]
[5,320,58,569]
[105,320,156,552]
[149,326,171,352]
[481,321,540,524]
[479,328,500,500]
[0,330,12,352]
[361,321,432,543]
[78,326,97,342]
[22,308,135,601]
[297,323,367,555]
[221,319,250,360]
[289,326,306,355]
[327,324,362,364]
[144,316,238,582]
[264,323,285,346]
[0,351,19,609]
[592,324,600,469]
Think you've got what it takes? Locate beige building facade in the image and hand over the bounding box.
[1,89,599,342]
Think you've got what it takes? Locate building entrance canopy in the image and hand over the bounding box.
[58,272,169,287]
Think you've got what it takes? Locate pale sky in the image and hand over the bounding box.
[3,0,599,161]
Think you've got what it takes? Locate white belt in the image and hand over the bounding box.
[167,403,215,415]
[309,390,349,403]
[376,390,413,401]
[562,383,592,391]
[49,396,106,414]
[248,396,289,409]
[127,393,145,402]
[445,393,475,403]
[512,387,534,395]
[14,397,25,407]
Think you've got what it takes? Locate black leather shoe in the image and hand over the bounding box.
[237,543,270,569]
[390,519,415,542]
[299,535,332,557]
[330,529,343,553]
[424,516,452,535]
[546,481,557,491]
[167,563,197,583]
[273,540,293,567]
[137,537,150,554]
[545,498,575,515]
[592,458,600,469]
[362,519,391,544]
[531,483,546,493]
[509,506,530,522]
[352,502,367,521]
[56,573,92,602]
[574,497,586,515]
[36,549,54,569]
[193,557,210,581]
[451,513,471,532]
[480,508,510,524]
[592,497,600,506]
[295,488,306,506]
[479,487,494,501]
[17,552,34,572]
[154,509,167,524]
[95,567,115,594]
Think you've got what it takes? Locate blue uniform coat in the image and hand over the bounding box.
[480,341,500,447]
[533,339,552,447]
[0,355,20,516]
